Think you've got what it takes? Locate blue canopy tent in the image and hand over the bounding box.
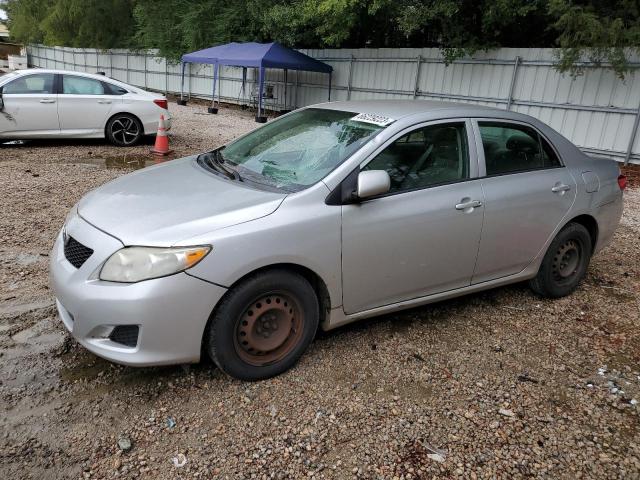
[178,42,333,123]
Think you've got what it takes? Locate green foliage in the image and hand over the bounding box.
[6,0,135,48]
[3,0,640,76]
[5,0,52,44]
[42,0,136,48]
[549,0,640,79]
[133,0,272,60]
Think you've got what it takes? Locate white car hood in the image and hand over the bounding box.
[78,156,286,246]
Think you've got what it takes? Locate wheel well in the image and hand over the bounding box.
[568,214,598,251]
[227,264,332,328]
[104,112,144,138]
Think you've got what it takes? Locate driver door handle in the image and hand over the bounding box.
[551,184,571,193]
[97,100,112,104]
[39,99,56,104]
[455,200,483,210]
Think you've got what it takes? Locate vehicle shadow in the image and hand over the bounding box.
[317,281,531,341]
[52,281,532,394]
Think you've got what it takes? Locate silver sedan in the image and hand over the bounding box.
[49,101,625,380]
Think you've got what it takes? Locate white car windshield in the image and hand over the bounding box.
[0,71,20,86]
[222,108,386,191]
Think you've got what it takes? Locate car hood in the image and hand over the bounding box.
[78,156,287,246]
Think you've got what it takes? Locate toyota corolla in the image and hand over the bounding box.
[50,100,625,380]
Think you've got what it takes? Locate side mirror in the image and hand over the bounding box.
[356,170,390,200]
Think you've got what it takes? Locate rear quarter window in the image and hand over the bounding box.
[104,82,129,95]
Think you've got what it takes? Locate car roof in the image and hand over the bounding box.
[314,99,504,120]
[3,68,148,93]
[12,68,115,81]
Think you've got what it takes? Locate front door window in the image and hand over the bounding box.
[364,122,469,193]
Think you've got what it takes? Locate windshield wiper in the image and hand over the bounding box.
[213,151,241,181]
[198,150,241,181]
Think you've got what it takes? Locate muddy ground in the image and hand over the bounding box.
[1,103,639,479]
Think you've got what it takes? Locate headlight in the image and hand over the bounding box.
[99,246,211,283]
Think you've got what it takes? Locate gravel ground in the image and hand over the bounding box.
[1,103,639,479]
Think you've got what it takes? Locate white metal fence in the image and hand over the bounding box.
[27,45,640,164]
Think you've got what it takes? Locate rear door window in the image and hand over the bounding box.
[478,122,561,176]
[3,74,55,94]
[62,75,105,95]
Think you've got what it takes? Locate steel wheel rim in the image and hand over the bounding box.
[234,292,304,367]
[552,239,581,282]
[111,117,140,145]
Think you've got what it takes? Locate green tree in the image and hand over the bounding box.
[5,0,52,44]
[41,0,136,48]
[549,0,640,79]
[133,0,272,60]
[3,0,640,77]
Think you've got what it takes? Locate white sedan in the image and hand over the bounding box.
[0,69,171,146]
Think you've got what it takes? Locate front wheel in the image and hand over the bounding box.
[106,114,143,146]
[529,222,592,298]
[207,270,319,381]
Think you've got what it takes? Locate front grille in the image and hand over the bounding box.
[64,237,93,268]
[109,325,139,348]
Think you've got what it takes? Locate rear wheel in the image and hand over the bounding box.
[529,222,592,298]
[207,270,319,381]
[106,113,143,146]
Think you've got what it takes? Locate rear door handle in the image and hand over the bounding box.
[97,100,112,104]
[455,200,483,211]
[39,99,55,104]
[551,184,571,193]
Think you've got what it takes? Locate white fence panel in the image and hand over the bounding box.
[26,45,640,164]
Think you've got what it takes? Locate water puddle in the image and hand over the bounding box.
[1,139,179,170]
[102,153,177,170]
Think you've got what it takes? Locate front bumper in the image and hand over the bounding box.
[49,214,226,366]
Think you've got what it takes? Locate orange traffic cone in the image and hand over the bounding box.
[150,115,173,156]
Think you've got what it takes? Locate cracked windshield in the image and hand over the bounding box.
[222,108,385,191]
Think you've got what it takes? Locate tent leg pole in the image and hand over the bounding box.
[328,72,332,102]
[208,64,218,114]
[283,69,288,113]
[241,67,247,110]
[256,66,266,123]
[177,62,187,105]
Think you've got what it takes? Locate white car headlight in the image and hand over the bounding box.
[99,246,211,283]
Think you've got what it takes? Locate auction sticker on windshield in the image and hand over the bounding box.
[351,113,395,127]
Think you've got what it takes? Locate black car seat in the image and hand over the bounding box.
[498,134,540,172]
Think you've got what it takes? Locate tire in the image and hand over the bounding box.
[529,222,592,298]
[106,113,143,146]
[207,270,319,381]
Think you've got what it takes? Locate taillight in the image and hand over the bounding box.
[618,174,627,191]
[154,99,168,110]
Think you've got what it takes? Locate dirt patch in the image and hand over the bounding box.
[0,104,639,479]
